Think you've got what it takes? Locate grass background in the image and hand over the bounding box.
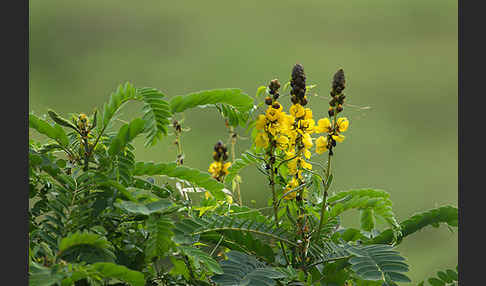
[29,0,457,283]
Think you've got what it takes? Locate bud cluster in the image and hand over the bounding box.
[290,64,308,106]
[328,69,346,117]
[265,79,281,106]
[208,141,231,182]
[213,141,229,162]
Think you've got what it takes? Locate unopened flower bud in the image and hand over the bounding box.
[265,96,273,105]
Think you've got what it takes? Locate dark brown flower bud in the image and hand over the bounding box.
[329,97,337,107]
[336,105,343,113]
[272,92,280,100]
[300,97,308,106]
[291,95,299,104]
[265,96,273,105]
[332,69,345,95]
[223,153,228,161]
[328,107,335,117]
[291,63,307,101]
[269,79,281,95]
[272,102,281,110]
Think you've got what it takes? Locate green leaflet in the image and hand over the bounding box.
[326,189,400,231]
[114,199,174,216]
[360,208,375,232]
[133,162,226,201]
[370,205,458,245]
[57,232,116,263]
[29,261,65,286]
[107,117,145,156]
[344,244,411,284]
[224,152,259,185]
[101,82,137,130]
[137,87,172,146]
[169,88,254,114]
[180,246,223,274]
[29,114,69,147]
[145,214,175,259]
[211,251,285,286]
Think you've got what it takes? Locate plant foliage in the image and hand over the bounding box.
[29,67,457,286]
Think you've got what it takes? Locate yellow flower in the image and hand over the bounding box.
[208,161,222,177]
[332,134,346,143]
[290,104,305,118]
[337,117,349,132]
[256,115,266,130]
[300,159,312,170]
[315,136,328,154]
[223,162,232,174]
[297,118,315,134]
[266,106,281,121]
[316,118,331,133]
[288,158,298,175]
[276,135,289,148]
[304,108,313,120]
[303,148,311,159]
[283,177,299,200]
[302,133,313,149]
[255,132,270,148]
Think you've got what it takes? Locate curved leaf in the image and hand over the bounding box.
[91,262,145,286]
[326,189,400,231]
[146,214,175,259]
[100,82,137,130]
[108,118,145,156]
[137,87,172,146]
[180,246,223,274]
[114,199,174,216]
[170,88,253,114]
[224,152,259,185]
[211,251,284,286]
[58,232,115,263]
[29,114,69,147]
[133,162,226,200]
[370,205,458,245]
[344,244,411,284]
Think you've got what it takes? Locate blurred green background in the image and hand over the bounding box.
[29,0,457,283]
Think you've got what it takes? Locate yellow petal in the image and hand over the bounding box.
[332,134,345,143]
[316,118,331,133]
[337,117,349,132]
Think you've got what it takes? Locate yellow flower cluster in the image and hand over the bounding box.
[254,65,350,201]
[208,141,231,182]
[208,161,231,181]
[314,117,349,155]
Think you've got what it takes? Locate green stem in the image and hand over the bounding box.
[317,111,338,236]
[230,126,242,206]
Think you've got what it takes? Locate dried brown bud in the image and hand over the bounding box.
[272,102,281,110]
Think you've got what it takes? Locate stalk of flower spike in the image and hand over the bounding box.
[228,124,242,206]
[173,119,189,201]
[317,69,349,236]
